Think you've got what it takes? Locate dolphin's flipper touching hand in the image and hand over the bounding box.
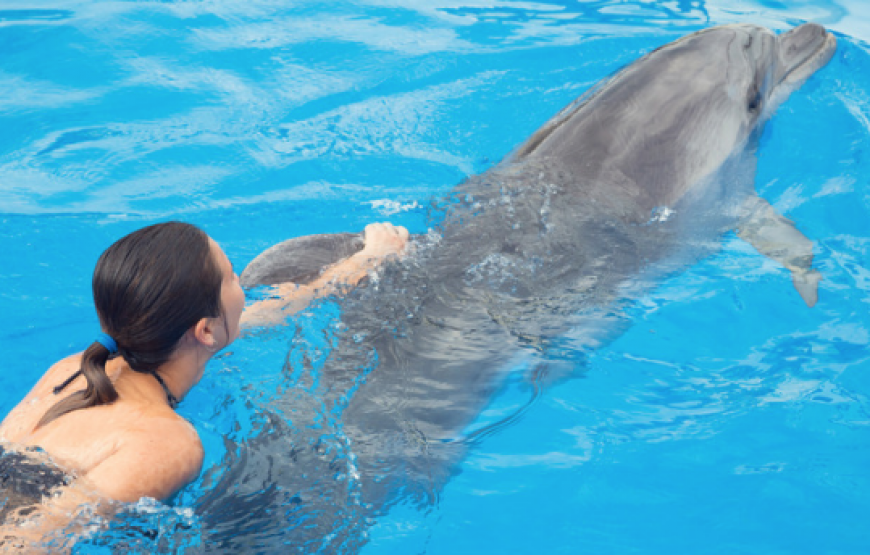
[240,232,364,287]
[737,195,822,307]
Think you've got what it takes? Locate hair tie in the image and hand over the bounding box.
[95,332,118,354]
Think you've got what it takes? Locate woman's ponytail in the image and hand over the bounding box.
[37,342,119,428]
[36,221,223,428]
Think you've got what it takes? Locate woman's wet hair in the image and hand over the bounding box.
[38,222,224,428]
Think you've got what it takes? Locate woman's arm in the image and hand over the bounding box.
[0,423,200,553]
[0,482,110,553]
[241,222,410,327]
[0,425,200,552]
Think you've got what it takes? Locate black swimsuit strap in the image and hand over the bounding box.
[53,368,178,409]
[52,369,83,395]
[52,352,119,395]
[150,371,179,410]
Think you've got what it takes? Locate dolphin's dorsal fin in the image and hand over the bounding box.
[737,195,822,307]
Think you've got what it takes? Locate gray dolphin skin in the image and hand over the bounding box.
[205,23,836,552]
[241,232,364,287]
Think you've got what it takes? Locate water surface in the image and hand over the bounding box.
[0,0,868,553]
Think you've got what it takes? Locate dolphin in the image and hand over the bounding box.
[199,23,836,552]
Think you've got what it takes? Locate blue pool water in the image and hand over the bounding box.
[1,0,869,553]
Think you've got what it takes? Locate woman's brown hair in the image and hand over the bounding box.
[37,222,224,427]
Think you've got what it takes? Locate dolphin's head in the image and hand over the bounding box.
[709,23,836,125]
[636,22,836,205]
[514,23,836,211]
[649,23,836,142]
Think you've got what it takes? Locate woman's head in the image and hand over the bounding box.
[39,221,240,427]
[95,221,225,372]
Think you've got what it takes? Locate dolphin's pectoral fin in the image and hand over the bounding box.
[737,195,822,307]
[792,268,823,308]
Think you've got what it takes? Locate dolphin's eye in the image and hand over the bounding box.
[748,90,763,113]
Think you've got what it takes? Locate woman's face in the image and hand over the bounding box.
[209,238,245,347]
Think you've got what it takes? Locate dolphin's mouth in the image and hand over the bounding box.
[777,23,837,87]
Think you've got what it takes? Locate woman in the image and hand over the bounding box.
[0,220,408,544]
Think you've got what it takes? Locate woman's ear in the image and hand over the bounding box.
[193,317,219,351]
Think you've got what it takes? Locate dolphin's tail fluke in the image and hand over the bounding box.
[792,268,823,308]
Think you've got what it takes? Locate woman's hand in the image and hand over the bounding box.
[336,222,410,281]
[241,223,411,327]
[357,222,410,261]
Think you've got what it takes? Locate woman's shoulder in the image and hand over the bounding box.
[27,353,84,398]
[85,414,203,502]
[49,352,83,372]
[0,353,84,442]
[138,412,203,455]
